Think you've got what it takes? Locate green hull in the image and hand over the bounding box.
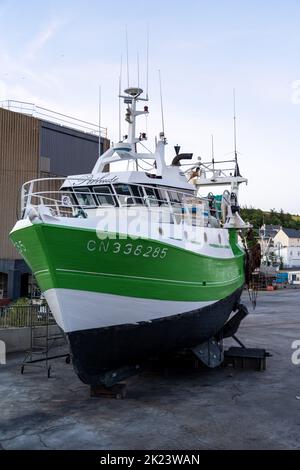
[10,223,245,302]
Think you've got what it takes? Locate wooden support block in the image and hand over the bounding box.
[224,347,269,371]
[90,383,127,399]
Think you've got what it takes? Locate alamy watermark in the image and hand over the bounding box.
[291,340,300,365]
[0,340,6,365]
[93,206,206,246]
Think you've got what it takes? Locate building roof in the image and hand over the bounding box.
[264,224,281,230]
[260,224,281,238]
[281,228,300,238]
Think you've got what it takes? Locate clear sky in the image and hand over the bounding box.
[0,0,299,213]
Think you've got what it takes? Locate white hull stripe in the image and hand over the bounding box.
[44,288,217,333]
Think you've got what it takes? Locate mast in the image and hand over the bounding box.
[233,88,241,180]
[233,88,237,164]
[93,45,169,175]
[98,85,102,158]
[121,87,148,147]
[125,25,130,88]
[211,134,214,160]
[118,56,122,142]
[158,69,165,140]
[146,24,149,100]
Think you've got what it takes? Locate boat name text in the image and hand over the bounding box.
[70,175,119,186]
[87,240,168,259]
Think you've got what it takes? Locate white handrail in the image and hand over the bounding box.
[20,177,211,221]
[0,100,108,138]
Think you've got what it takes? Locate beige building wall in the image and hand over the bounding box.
[273,231,287,247]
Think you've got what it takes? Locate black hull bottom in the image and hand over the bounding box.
[67,287,243,385]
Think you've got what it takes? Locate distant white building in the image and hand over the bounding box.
[273,228,300,268]
[259,224,281,265]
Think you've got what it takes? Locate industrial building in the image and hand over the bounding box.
[0,101,110,303]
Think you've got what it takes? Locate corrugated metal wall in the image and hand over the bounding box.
[0,108,40,260]
[40,121,104,176]
[0,109,110,264]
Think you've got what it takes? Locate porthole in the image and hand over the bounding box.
[158,227,163,236]
[218,234,222,244]
[204,232,208,243]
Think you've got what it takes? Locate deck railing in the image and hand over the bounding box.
[20,177,211,222]
[0,100,108,138]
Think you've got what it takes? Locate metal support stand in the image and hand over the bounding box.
[192,337,224,368]
[190,304,271,371]
[21,306,70,377]
[223,334,271,371]
[232,334,246,348]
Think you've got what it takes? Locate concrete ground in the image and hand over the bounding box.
[0,289,299,450]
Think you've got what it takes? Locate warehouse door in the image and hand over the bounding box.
[20,273,29,298]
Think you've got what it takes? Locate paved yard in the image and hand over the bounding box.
[0,290,299,450]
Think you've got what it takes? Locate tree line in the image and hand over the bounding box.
[239,207,300,230]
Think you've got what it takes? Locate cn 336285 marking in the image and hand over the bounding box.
[87,240,169,259]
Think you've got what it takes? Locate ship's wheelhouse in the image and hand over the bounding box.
[68,182,195,210]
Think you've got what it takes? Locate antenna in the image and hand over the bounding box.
[146,24,149,99]
[158,69,165,137]
[137,51,140,89]
[125,25,129,87]
[233,88,242,177]
[98,85,102,158]
[233,88,237,162]
[211,134,215,171]
[118,55,122,142]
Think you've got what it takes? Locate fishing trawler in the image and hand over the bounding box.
[10,85,250,386]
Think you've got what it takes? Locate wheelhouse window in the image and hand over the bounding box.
[143,186,159,206]
[60,189,77,207]
[73,187,95,207]
[114,184,136,206]
[129,185,144,205]
[156,188,169,206]
[93,185,115,206]
[168,190,183,205]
